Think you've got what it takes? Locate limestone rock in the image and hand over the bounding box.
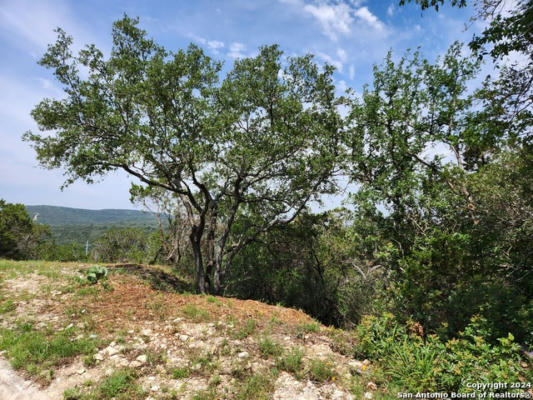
[136,354,148,364]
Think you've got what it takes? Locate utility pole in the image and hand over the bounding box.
[85,240,89,257]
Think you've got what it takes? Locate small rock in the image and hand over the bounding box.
[89,334,98,339]
[364,392,373,399]
[129,360,142,368]
[151,385,160,392]
[237,351,249,359]
[179,334,189,342]
[348,360,363,373]
[366,382,377,391]
[94,353,104,361]
[107,347,119,356]
[117,357,129,367]
[136,354,148,364]
[141,328,152,336]
[128,330,134,334]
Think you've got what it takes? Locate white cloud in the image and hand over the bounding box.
[207,40,224,50]
[228,42,246,58]
[337,48,347,62]
[282,0,386,41]
[387,4,394,17]
[354,6,384,31]
[188,34,207,45]
[303,2,353,41]
[186,34,225,53]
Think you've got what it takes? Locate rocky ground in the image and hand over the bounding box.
[0,260,378,399]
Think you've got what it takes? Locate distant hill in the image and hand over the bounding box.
[25,205,158,226]
[25,205,160,245]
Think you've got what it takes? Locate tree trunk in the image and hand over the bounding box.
[204,204,218,294]
[190,228,206,294]
[213,257,223,295]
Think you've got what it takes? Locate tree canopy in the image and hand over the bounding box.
[24,15,342,293]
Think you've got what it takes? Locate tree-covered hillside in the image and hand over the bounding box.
[23,205,159,245]
[25,205,158,226]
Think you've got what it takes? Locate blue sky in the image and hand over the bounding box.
[0,0,483,210]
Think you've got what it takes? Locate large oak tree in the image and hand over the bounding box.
[24,16,342,293]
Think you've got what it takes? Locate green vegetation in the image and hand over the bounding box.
[0,321,99,380]
[308,359,336,383]
[63,369,144,400]
[171,367,190,379]
[182,304,210,322]
[0,200,52,260]
[84,265,107,284]
[90,227,161,263]
[0,1,528,393]
[0,298,15,314]
[297,322,320,334]
[258,337,283,358]
[235,318,257,339]
[355,313,531,393]
[276,347,304,376]
[25,205,158,226]
[235,372,275,400]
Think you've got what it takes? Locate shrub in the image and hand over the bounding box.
[85,266,108,284]
[355,313,531,393]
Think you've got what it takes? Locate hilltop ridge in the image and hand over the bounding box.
[25,205,158,226]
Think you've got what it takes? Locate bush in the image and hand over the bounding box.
[355,313,531,393]
[91,227,159,264]
[0,199,53,260]
[85,266,108,284]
